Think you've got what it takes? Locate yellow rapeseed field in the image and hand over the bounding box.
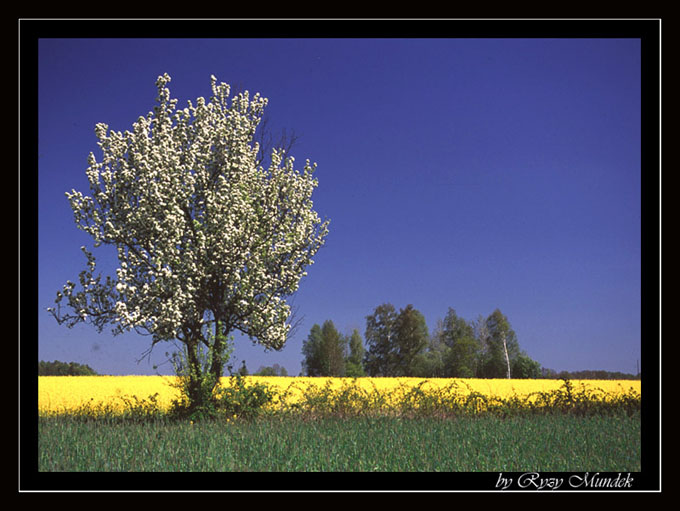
[38,375,183,415]
[38,375,641,416]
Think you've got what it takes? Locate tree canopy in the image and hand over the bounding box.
[301,320,347,377]
[253,363,288,376]
[38,360,99,376]
[344,329,366,377]
[364,304,429,377]
[48,74,329,409]
[302,303,541,378]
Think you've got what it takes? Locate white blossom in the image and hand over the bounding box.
[51,73,330,366]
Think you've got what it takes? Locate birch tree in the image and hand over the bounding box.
[49,74,329,407]
[481,309,520,379]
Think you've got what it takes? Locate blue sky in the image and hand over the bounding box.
[33,26,652,376]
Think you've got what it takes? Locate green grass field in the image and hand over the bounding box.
[38,412,640,472]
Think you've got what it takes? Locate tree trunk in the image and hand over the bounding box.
[209,318,228,383]
[185,338,206,407]
[502,333,511,379]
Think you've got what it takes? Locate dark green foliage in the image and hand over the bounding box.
[362,304,543,379]
[511,352,542,378]
[542,368,641,380]
[213,374,276,420]
[301,320,347,376]
[364,303,399,376]
[39,360,99,376]
[411,344,446,378]
[440,308,475,349]
[236,360,249,376]
[364,303,429,377]
[446,335,482,377]
[478,309,520,378]
[344,329,366,377]
[301,323,324,376]
[438,309,482,377]
[319,320,346,376]
[169,342,273,421]
[393,305,429,376]
[254,364,288,376]
[168,374,221,422]
[169,372,275,422]
[167,343,221,421]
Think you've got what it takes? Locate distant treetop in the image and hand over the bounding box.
[541,368,640,380]
[39,360,99,376]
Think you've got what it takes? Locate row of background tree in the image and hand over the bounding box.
[300,303,641,379]
[37,358,641,380]
[38,359,289,377]
[38,302,640,379]
[38,360,99,376]
[301,304,541,379]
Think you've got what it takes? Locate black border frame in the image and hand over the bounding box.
[19,18,661,493]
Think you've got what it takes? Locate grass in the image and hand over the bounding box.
[38,412,641,472]
[35,378,642,477]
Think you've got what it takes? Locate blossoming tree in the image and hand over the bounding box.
[49,74,329,407]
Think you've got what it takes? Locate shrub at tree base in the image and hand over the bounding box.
[168,374,276,422]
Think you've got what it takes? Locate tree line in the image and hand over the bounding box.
[301,304,543,379]
[541,369,640,380]
[38,360,99,376]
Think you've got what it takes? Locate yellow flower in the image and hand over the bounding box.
[38,375,640,416]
